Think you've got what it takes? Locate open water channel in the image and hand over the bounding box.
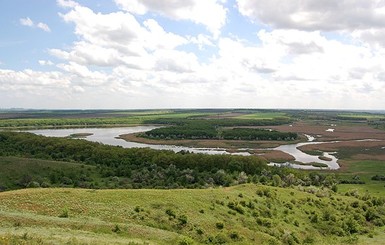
[27,126,340,170]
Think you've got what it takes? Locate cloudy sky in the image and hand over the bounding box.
[1,0,385,109]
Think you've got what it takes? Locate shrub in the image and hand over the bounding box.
[178,237,194,245]
[134,206,143,213]
[112,224,121,233]
[344,217,359,234]
[26,181,40,188]
[229,231,242,241]
[256,217,272,228]
[178,215,188,225]
[166,209,176,219]
[196,228,204,235]
[310,214,318,223]
[227,201,245,215]
[58,208,69,218]
[216,222,224,229]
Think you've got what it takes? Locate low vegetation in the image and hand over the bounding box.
[1,184,385,244]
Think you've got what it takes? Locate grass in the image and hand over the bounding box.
[0,111,211,129]
[337,113,385,119]
[235,112,289,120]
[336,160,385,196]
[1,184,385,244]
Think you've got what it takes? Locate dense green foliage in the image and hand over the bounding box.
[0,132,341,191]
[143,117,296,140]
[0,132,267,189]
[222,128,298,141]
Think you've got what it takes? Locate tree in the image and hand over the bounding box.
[272,174,282,187]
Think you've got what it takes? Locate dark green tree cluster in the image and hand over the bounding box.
[144,124,217,139]
[143,117,294,140]
[222,128,298,141]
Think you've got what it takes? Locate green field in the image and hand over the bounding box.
[337,113,385,120]
[1,184,385,245]
[0,110,212,129]
[336,160,385,196]
[235,112,289,120]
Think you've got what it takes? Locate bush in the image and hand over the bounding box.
[227,201,245,215]
[178,215,188,225]
[178,237,194,245]
[216,222,224,229]
[112,224,121,233]
[256,217,272,228]
[229,231,242,241]
[196,228,204,235]
[26,181,40,188]
[344,217,359,234]
[58,208,69,218]
[134,206,143,213]
[166,209,176,219]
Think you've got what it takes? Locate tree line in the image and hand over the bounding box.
[143,118,297,140]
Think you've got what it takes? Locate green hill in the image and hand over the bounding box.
[0,156,102,190]
[1,184,385,244]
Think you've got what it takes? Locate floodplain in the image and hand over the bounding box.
[0,109,385,244]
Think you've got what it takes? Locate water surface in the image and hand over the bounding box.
[28,127,339,169]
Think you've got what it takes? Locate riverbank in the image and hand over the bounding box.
[118,132,303,149]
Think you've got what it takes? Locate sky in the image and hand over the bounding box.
[1,0,385,110]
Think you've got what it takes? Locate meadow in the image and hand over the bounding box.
[1,184,385,244]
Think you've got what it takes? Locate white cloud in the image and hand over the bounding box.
[5,0,385,110]
[38,60,54,66]
[54,4,194,71]
[20,17,33,27]
[57,0,79,8]
[48,1,385,109]
[236,0,385,31]
[36,22,51,32]
[20,17,51,32]
[114,0,227,37]
[236,0,385,49]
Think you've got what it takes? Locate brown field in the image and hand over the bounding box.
[258,150,295,163]
[118,133,294,149]
[299,140,385,151]
[253,121,385,141]
[299,140,385,161]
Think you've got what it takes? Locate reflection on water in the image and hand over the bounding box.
[272,134,339,170]
[27,127,339,169]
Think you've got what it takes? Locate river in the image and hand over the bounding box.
[27,126,339,169]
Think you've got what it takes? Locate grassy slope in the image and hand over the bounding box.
[1,184,385,245]
[0,157,99,190]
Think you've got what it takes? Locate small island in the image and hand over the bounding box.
[67,133,93,138]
